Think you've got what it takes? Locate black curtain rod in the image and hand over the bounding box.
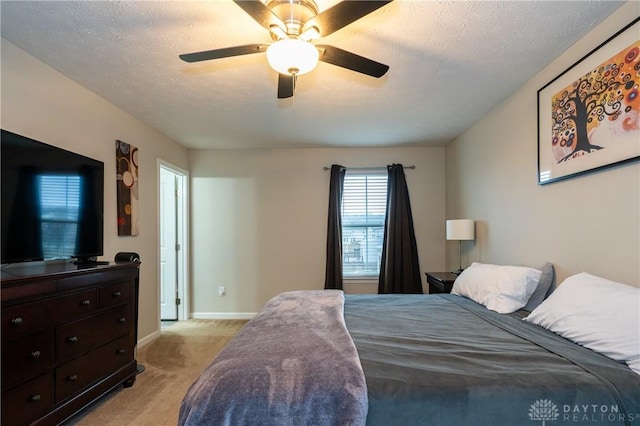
[322,165,415,171]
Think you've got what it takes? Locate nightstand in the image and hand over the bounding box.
[425,272,458,294]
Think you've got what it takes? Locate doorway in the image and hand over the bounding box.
[159,161,188,322]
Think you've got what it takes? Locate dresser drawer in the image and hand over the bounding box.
[57,267,137,291]
[2,329,53,390]
[1,372,53,426]
[1,278,56,303]
[55,303,133,364]
[100,279,132,308]
[55,334,134,403]
[1,298,51,339]
[51,288,99,324]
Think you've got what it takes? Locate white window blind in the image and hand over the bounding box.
[342,171,388,278]
[39,175,81,259]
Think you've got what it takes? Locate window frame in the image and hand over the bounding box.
[341,169,388,280]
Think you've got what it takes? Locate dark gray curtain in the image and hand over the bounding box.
[378,164,423,294]
[324,164,346,290]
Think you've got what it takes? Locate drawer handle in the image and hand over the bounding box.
[113,291,122,297]
[118,317,126,324]
[31,350,41,359]
[81,299,91,306]
[117,348,127,355]
[67,336,78,344]
[67,374,78,382]
[11,317,23,326]
[30,394,41,402]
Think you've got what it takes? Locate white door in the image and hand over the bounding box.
[160,167,178,320]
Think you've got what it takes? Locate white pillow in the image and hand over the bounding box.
[525,272,640,375]
[451,262,542,314]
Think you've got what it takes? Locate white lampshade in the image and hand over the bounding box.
[266,38,319,76]
[446,219,475,241]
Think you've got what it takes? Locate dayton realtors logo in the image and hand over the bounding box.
[528,399,638,424]
[529,399,560,425]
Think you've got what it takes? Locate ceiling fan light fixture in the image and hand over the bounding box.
[266,38,319,76]
[269,24,288,41]
[299,26,320,41]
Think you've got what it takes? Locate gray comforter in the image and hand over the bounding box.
[178,290,368,426]
[345,294,640,426]
[179,291,640,426]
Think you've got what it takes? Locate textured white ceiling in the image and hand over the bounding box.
[0,1,625,149]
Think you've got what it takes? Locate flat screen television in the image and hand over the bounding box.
[1,129,104,265]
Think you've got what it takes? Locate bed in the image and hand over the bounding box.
[179,264,640,426]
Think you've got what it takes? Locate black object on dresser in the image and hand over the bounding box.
[1,262,139,426]
[425,272,458,294]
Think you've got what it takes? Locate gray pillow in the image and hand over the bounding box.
[523,262,555,311]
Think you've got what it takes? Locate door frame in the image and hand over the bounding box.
[157,160,189,324]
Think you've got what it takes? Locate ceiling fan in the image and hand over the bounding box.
[179,0,393,99]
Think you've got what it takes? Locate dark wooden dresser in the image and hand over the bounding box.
[1,262,139,425]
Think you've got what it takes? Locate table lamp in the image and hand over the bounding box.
[446,219,475,274]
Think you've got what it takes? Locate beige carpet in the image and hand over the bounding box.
[66,320,248,426]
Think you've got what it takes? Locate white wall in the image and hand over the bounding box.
[446,2,640,287]
[1,40,190,341]
[190,147,445,316]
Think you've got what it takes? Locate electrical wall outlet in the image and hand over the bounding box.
[218,286,226,296]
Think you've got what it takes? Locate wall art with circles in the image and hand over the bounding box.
[116,140,139,236]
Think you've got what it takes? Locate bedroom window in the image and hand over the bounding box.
[341,171,387,278]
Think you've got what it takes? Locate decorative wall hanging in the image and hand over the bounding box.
[116,140,139,235]
[537,17,640,185]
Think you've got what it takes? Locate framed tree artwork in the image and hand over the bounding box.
[537,17,640,185]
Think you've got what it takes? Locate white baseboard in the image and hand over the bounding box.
[191,312,256,320]
[137,330,161,348]
[136,315,254,349]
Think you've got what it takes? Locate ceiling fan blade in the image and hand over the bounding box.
[304,1,393,38]
[277,73,295,99]
[317,45,389,78]
[233,0,286,32]
[179,44,268,63]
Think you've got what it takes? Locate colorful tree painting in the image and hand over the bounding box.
[550,41,640,163]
